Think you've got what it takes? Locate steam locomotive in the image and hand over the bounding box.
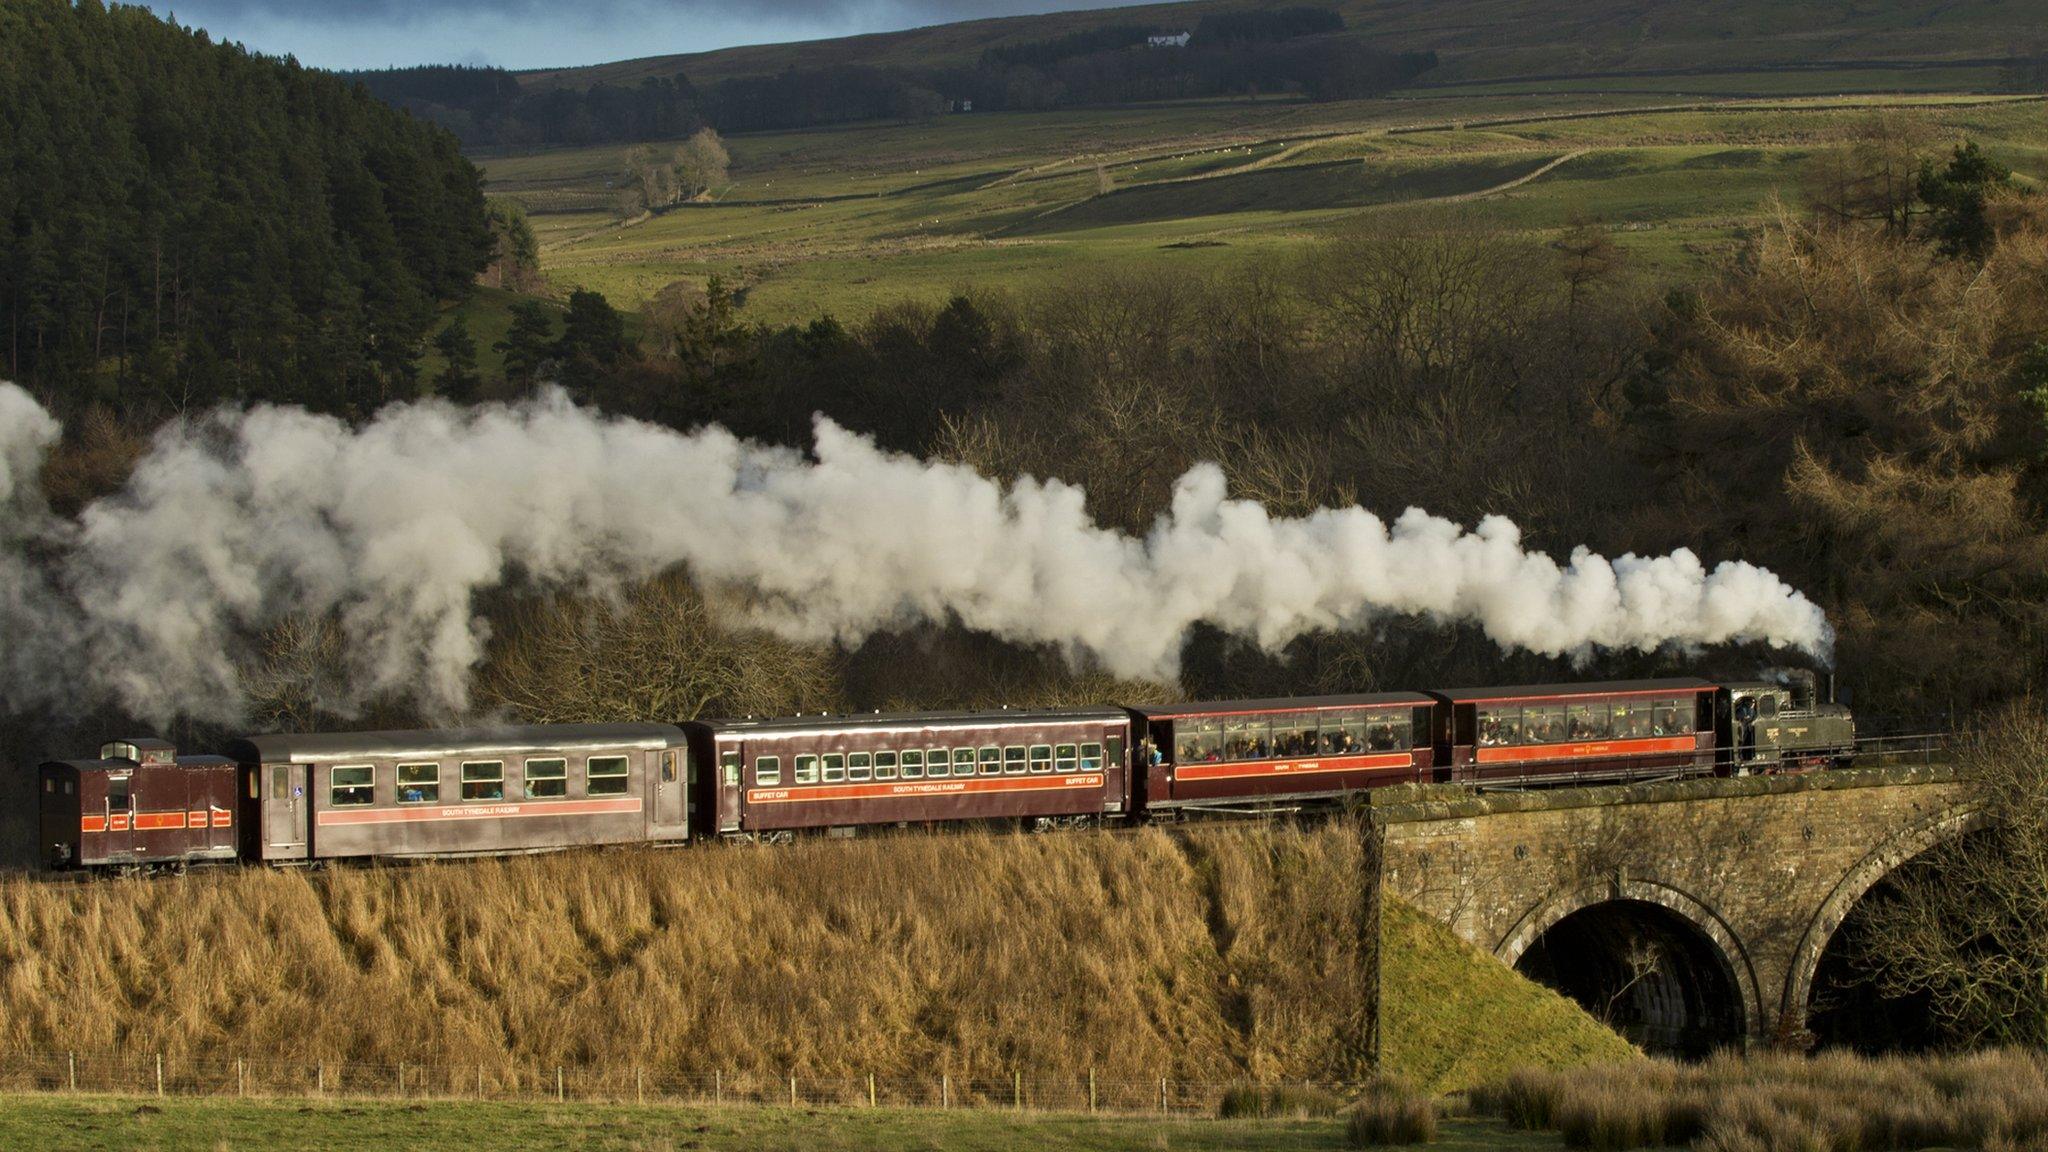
[35,673,1854,871]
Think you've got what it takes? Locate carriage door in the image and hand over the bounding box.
[264,762,307,856]
[651,749,687,834]
[106,773,137,857]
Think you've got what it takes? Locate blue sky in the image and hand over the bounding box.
[147,0,1146,70]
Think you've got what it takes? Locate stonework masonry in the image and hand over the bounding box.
[1368,765,1974,1045]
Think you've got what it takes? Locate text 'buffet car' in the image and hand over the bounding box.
[34,673,1858,871]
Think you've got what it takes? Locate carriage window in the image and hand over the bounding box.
[1567,702,1610,741]
[875,752,898,780]
[794,755,819,784]
[1611,701,1645,738]
[662,751,679,783]
[1080,743,1103,771]
[756,756,782,786]
[719,751,741,787]
[954,748,976,776]
[1477,705,1520,746]
[1653,697,1693,735]
[901,750,924,779]
[1003,746,1027,775]
[397,763,440,804]
[1358,712,1392,751]
[525,758,568,799]
[330,765,375,806]
[1528,704,1568,743]
[460,761,504,802]
[848,752,872,782]
[822,753,846,783]
[586,756,629,796]
[1028,745,1052,773]
[977,746,1001,775]
[1055,744,1078,772]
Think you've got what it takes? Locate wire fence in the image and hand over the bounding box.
[0,1048,1352,1117]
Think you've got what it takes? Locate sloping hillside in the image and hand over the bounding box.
[519,0,2029,91]
[0,824,1632,1094]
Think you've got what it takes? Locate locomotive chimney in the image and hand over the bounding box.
[1786,669,1816,711]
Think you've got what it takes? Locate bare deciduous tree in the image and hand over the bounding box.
[1855,706,2048,1046]
[479,573,839,723]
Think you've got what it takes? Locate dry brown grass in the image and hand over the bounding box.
[0,823,1630,1096]
[1345,1075,1438,1146]
[0,826,1345,1084]
[1475,1049,2048,1152]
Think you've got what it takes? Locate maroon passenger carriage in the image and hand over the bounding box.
[686,708,1133,839]
[1132,693,1440,815]
[226,724,691,863]
[1436,677,1718,783]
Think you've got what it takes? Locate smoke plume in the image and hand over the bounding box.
[0,383,1833,724]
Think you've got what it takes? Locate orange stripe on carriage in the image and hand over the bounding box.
[747,773,1106,805]
[315,796,644,827]
[1473,735,1697,764]
[80,816,106,833]
[211,809,233,828]
[1171,751,1415,782]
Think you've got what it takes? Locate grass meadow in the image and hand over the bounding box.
[472,92,2047,332]
[0,1093,1573,1152]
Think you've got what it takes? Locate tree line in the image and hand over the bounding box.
[347,8,1436,145]
[0,0,493,416]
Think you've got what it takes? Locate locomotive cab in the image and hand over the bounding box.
[1721,672,1855,773]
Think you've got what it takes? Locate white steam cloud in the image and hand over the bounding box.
[0,383,1833,724]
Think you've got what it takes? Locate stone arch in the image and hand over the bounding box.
[1781,803,1989,1030]
[1497,877,1764,1049]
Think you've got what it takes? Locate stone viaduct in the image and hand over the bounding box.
[1368,764,1976,1053]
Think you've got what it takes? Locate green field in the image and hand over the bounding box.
[473,92,2047,328]
[0,1094,1560,1152]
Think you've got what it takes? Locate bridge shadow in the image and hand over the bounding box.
[1513,897,1750,1058]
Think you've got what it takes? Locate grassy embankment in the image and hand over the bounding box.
[0,824,1631,1098]
[469,93,2046,335]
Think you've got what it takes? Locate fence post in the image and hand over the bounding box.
[317,1061,324,1096]
[636,1067,643,1107]
[868,1072,876,1108]
[1159,1076,1167,1114]
[238,1058,245,1098]
[67,1052,75,1093]
[155,1053,163,1098]
[789,1074,797,1108]
[477,1065,483,1100]
[398,1061,405,1098]
[714,1069,720,1106]
[941,1073,949,1110]
[1014,1070,1021,1112]
[1089,1067,1096,1113]
[556,1067,564,1103]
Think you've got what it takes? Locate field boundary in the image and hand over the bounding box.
[0,1048,1378,1117]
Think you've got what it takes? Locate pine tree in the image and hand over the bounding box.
[495,300,557,391]
[433,316,482,402]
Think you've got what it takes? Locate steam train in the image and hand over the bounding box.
[34,673,1855,871]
